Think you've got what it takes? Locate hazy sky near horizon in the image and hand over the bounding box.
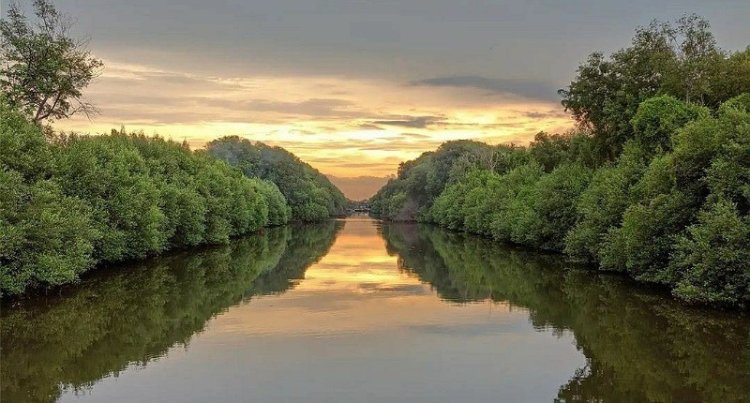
[4,0,749,178]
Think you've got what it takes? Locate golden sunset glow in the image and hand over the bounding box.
[58,59,572,179]
[210,218,515,337]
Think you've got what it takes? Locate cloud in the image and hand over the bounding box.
[355,140,440,152]
[282,137,440,153]
[410,75,559,101]
[239,98,356,118]
[356,123,384,130]
[522,110,568,119]
[371,115,443,128]
[401,132,430,138]
[61,60,574,177]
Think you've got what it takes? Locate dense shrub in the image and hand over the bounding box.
[0,104,294,295]
[206,137,347,221]
[0,171,98,294]
[564,142,649,260]
[373,95,750,306]
[630,95,710,154]
[671,200,750,305]
[371,15,750,307]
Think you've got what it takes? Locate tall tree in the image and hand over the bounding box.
[0,0,102,124]
[559,14,729,160]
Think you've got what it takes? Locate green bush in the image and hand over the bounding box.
[373,94,750,306]
[206,136,347,222]
[0,171,98,294]
[672,200,750,305]
[631,95,709,154]
[0,104,295,296]
[565,142,648,260]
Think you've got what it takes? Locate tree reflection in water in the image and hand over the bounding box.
[1,221,343,403]
[3,220,749,403]
[379,222,750,403]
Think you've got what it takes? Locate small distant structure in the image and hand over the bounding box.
[350,203,371,213]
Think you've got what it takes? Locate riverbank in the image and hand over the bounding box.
[371,94,750,308]
[1,103,350,297]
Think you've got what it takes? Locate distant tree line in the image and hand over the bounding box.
[370,16,750,307]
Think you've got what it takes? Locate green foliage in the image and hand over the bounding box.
[672,200,750,305]
[517,163,592,251]
[374,93,750,306]
[371,140,526,221]
[487,163,545,241]
[529,131,599,170]
[565,142,649,260]
[256,180,292,226]
[1,222,342,402]
[55,134,167,260]
[380,222,750,402]
[428,162,591,252]
[0,105,293,296]
[596,99,749,299]
[0,0,103,123]
[206,136,347,222]
[630,95,709,154]
[705,102,750,213]
[560,15,747,159]
[0,100,54,179]
[599,191,693,282]
[0,171,98,294]
[718,93,750,115]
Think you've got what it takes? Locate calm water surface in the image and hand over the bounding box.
[2,217,750,402]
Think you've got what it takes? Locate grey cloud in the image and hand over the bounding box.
[91,93,360,124]
[522,110,568,119]
[356,123,384,130]
[17,0,748,87]
[280,139,436,153]
[372,116,443,128]
[411,75,559,101]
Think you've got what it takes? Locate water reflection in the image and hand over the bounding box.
[1,221,343,403]
[380,222,750,403]
[2,218,749,403]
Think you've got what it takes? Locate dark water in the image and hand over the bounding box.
[2,217,749,402]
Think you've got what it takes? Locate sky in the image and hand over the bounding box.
[3,0,749,197]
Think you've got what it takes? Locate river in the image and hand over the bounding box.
[2,216,749,402]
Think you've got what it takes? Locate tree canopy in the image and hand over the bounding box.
[206,136,349,222]
[0,0,102,123]
[559,15,749,159]
[0,102,293,296]
[371,16,750,307]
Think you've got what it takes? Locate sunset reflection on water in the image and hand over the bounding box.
[205,217,518,339]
